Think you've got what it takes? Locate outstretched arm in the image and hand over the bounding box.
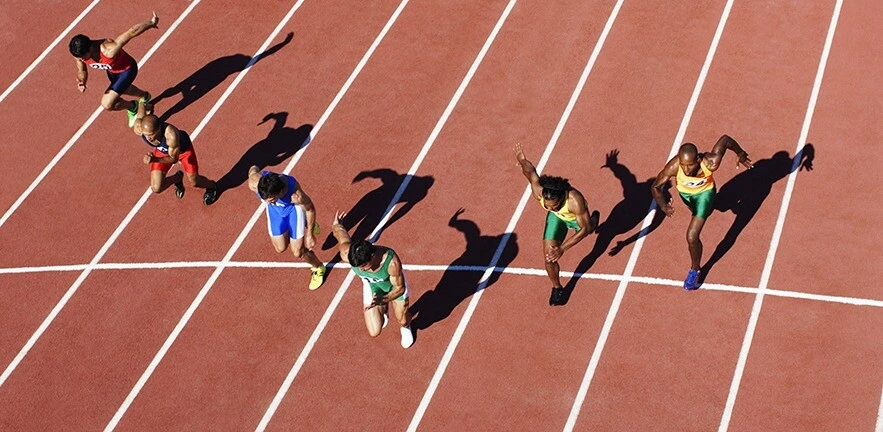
[331,211,352,263]
[513,143,543,199]
[651,157,678,217]
[704,134,752,171]
[106,12,159,57]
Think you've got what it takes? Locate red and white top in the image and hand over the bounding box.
[83,43,135,73]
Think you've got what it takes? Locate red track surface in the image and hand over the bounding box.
[0,0,880,431]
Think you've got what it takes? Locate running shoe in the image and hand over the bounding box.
[309,265,326,290]
[203,186,219,206]
[549,287,565,306]
[127,100,140,127]
[684,269,701,291]
[173,172,185,199]
[382,313,388,329]
[400,325,414,349]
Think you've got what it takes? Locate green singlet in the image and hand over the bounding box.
[350,248,406,301]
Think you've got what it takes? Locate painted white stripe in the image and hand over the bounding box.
[564,0,736,429]
[718,1,842,430]
[2,260,881,308]
[0,0,102,104]
[104,1,319,429]
[0,1,202,389]
[258,1,519,430]
[0,1,201,231]
[875,384,883,432]
[406,1,626,429]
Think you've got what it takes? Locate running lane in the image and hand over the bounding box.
[0,0,187,218]
[725,0,883,429]
[414,0,734,430]
[0,0,96,89]
[574,0,839,430]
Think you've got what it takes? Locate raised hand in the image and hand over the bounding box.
[77,80,86,92]
[513,143,527,165]
[333,210,347,227]
[149,12,160,29]
[736,152,753,170]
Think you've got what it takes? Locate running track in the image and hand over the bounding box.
[0,0,880,430]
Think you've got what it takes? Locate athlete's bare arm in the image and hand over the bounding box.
[75,59,88,91]
[383,255,407,304]
[331,211,352,263]
[143,124,180,165]
[247,166,262,192]
[651,156,679,217]
[514,143,543,199]
[291,186,317,249]
[557,190,591,252]
[106,12,159,57]
[704,134,752,172]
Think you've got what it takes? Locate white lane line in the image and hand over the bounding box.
[2,261,882,308]
[406,1,626,430]
[718,1,842,430]
[0,0,200,230]
[257,1,519,430]
[563,0,737,429]
[0,0,101,104]
[103,1,327,429]
[876,384,883,432]
[0,0,203,389]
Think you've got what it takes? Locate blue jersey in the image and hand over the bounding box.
[257,171,300,217]
[141,123,192,154]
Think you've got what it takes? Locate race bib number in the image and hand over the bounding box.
[88,63,112,70]
[362,276,385,284]
[684,178,707,187]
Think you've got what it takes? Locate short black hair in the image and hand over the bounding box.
[348,240,376,268]
[257,173,286,199]
[539,175,572,202]
[69,34,91,58]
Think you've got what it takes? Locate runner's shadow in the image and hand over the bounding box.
[700,144,815,282]
[559,150,668,304]
[213,112,312,196]
[152,32,293,121]
[410,208,519,331]
[321,169,435,250]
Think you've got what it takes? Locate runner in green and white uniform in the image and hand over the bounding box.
[331,211,414,348]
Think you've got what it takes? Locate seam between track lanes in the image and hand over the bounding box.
[255,1,519,429]
[563,0,736,429]
[0,0,201,231]
[1,261,881,308]
[717,1,843,430]
[0,0,203,389]
[0,0,101,104]
[106,1,415,429]
[406,0,626,429]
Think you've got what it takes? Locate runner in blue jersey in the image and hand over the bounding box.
[248,166,326,290]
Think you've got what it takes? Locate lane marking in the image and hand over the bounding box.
[718,1,843,430]
[257,1,520,430]
[406,1,626,429]
[0,0,101,104]
[563,0,737,429]
[0,0,200,230]
[0,0,203,389]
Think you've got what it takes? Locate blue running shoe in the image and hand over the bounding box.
[684,269,701,290]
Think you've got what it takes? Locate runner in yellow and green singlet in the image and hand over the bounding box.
[651,135,753,290]
[514,144,600,306]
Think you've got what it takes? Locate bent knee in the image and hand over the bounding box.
[150,185,162,194]
[101,100,115,111]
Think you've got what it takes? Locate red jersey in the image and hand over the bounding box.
[83,41,135,73]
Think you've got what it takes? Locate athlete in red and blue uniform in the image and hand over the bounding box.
[247,166,326,290]
[132,105,218,205]
[70,12,158,127]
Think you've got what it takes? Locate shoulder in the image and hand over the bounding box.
[568,189,588,211]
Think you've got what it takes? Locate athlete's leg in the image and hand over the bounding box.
[149,169,183,194]
[390,296,412,328]
[121,83,149,100]
[363,280,384,337]
[101,90,135,111]
[290,235,323,267]
[269,233,290,253]
[543,239,564,288]
[686,216,707,270]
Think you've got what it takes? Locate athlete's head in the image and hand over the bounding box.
[69,34,92,59]
[539,175,572,211]
[348,240,377,269]
[678,143,699,172]
[257,174,287,203]
[140,115,162,142]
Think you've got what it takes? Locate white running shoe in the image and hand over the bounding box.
[382,313,388,329]
[400,325,414,349]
